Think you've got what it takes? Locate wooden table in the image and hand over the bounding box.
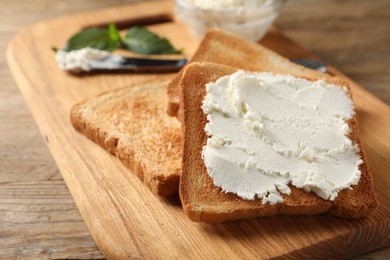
[1,0,389,259]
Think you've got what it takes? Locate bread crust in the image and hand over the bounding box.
[167,28,331,118]
[179,62,378,223]
[70,79,182,197]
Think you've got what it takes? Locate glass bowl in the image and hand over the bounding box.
[174,0,285,41]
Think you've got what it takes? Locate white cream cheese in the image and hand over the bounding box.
[176,0,280,41]
[202,71,362,205]
[185,0,270,10]
[55,47,111,72]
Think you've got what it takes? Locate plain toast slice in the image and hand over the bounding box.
[167,28,330,118]
[71,78,182,197]
[179,62,377,223]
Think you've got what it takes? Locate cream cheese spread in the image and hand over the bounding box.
[202,71,362,205]
[185,0,270,10]
[55,47,111,72]
[177,0,279,41]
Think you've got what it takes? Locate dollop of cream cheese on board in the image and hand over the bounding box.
[202,71,362,205]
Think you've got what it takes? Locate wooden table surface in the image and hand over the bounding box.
[1,0,389,259]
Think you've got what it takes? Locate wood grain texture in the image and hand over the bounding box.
[1,0,390,259]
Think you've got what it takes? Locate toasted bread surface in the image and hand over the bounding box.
[167,28,331,117]
[179,62,377,223]
[70,79,182,197]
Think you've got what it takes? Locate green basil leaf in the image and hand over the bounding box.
[123,26,181,55]
[108,23,122,45]
[64,23,122,52]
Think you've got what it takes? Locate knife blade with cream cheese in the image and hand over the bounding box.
[55,47,187,73]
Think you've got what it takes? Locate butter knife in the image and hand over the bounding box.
[87,55,188,72]
[55,48,187,73]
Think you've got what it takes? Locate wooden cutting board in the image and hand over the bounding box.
[7,0,390,258]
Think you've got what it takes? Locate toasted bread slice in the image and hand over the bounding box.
[167,28,330,118]
[179,62,377,223]
[70,78,182,197]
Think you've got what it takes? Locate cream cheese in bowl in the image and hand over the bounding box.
[185,0,271,10]
[174,0,285,41]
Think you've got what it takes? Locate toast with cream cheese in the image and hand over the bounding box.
[179,62,377,223]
